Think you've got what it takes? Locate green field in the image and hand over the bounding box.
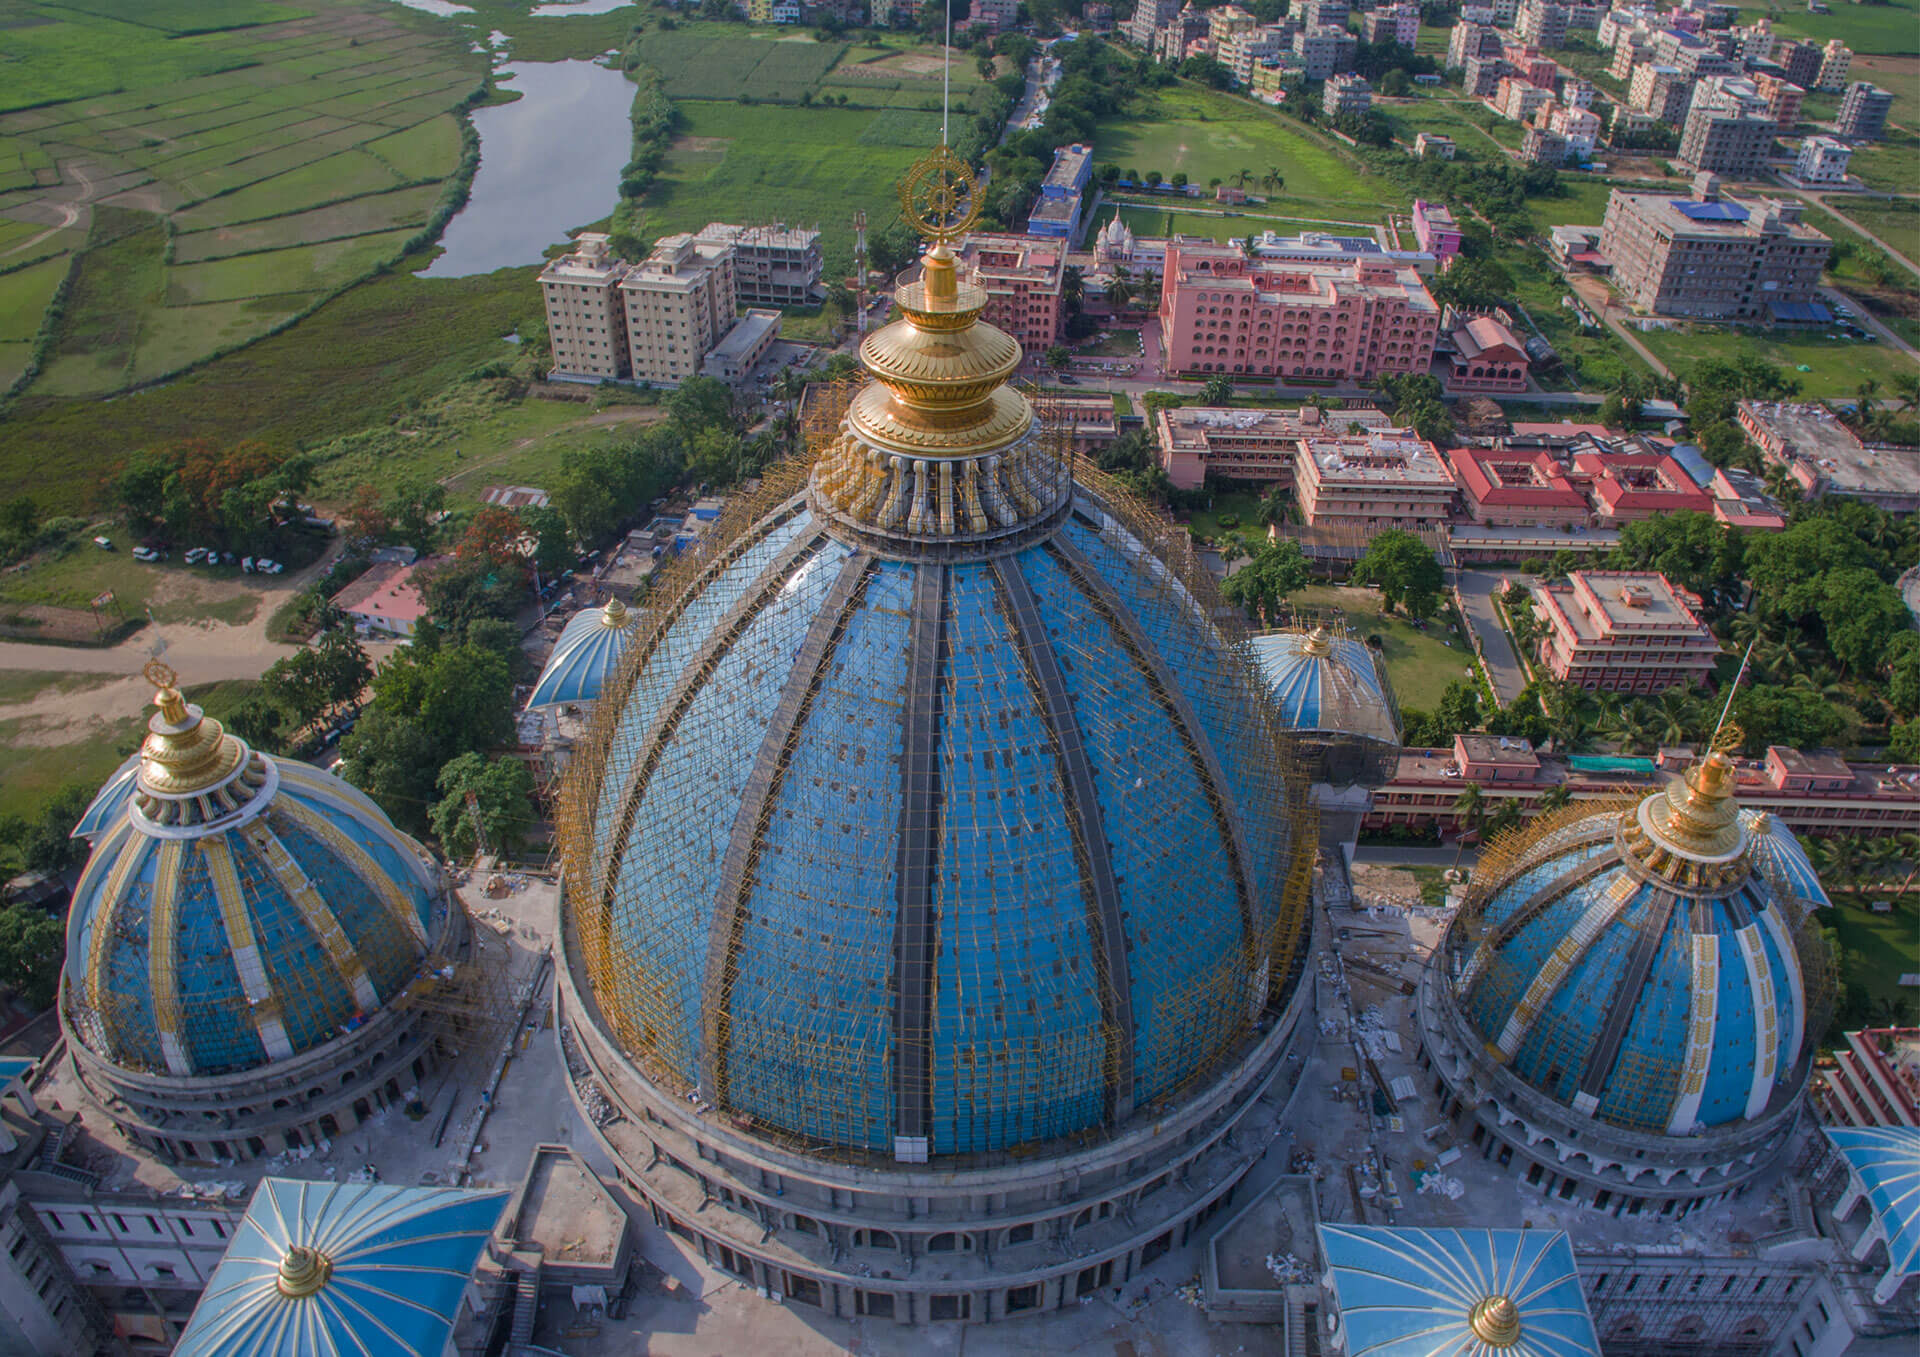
[1290,584,1476,711]
[1820,893,1920,1028]
[1844,127,1920,197]
[1832,197,1920,265]
[1504,244,1652,390]
[1636,321,1919,398]
[1522,177,1618,238]
[0,1,485,396]
[1728,0,1920,55]
[0,254,68,341]
[1093,84,1402,223]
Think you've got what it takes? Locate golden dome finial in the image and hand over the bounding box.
[898,142,981,247]
[600,596,629,629]
[275,1245,332,1298]
[135,659,248,801]
[1302,625,1334,658]
[144,659,189,725]
[1469,1294,1522,1346]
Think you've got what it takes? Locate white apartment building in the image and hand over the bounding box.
[620,234,739,387]
[1793,135,1852,186]
[538,233,632,381]
[1816,38,1851,91]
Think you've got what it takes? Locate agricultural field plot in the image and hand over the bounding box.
[0,2,486,394]
[1727,0,1920,55]
[1092,85,1402,221]
[637,100,963,275]
[621,27,848,103]
[1635,321,1919,398]
[0,254,69,341]
[0,6,260,111]
[172,184,443,261]
[1831,197,1920,264]
[822,34,992,107]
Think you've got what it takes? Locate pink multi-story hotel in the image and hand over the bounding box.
[1157,242,1441,382]
[1530,569,1720,693]
[954,233,1064,358]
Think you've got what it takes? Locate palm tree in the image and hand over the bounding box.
[1485,799,1524,840]
[1890,369,1920,415]
[1451,781,1486,868]
[1896,830,1920,895]
[1538,784,1574,814]
[1656,685,1702,748]
[1262,165,1285,193]
[1108,274,1136,309]
[1257,483,1290,529]
[1862,837,1903,894]
[1610,698,1661,754]
[1233,167,1255,189]
[1825,835,1865,894]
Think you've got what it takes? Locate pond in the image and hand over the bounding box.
[383,0,474,15]
[421,61,635,278]
[530,0,634,13]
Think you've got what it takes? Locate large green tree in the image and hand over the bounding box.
[0,905,63,1009]
[429,753,537,861]
[1352,530,1444,619]
[1222,538,1311,620]
[1610,512,1739,597]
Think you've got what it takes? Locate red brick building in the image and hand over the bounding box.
[1531,570,1720,692]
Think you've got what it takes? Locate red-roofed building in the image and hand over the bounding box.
[1572,450,1714,523]
[1446,446,1590,527]
[334,559,433,637]
[1445,314,1531,392]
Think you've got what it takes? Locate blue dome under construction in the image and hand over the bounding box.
[561,240,1308,1161]
[63,675,442,1079]
[1447,753,1829,1136]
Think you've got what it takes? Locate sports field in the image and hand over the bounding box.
[0,1,486,397]
[1092,85,1403,224]
[1635,322,1919,398]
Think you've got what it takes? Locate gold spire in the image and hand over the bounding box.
[1469,1294,1522,1347]
[809,141,1071,554]
[136,660,247,799]
[275,1245,332,1298]
[1302,625,1334,659]
[1642,749,1745,860]
[599,596,630,629]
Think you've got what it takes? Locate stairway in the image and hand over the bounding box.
[509,1259,542,1346]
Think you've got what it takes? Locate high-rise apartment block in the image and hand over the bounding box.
[1752,71,1804,131]
[955,233,1065,354]
[1779,39,1822,90]
[1363,2,1420,45]
[1628,62,1694,124]
[1447,20,1502,68]
[539,233,632,381]
[693,223,821,307]
[1598,181,1831,321]
[1323,73,1372,118]
[1463,52,1508,96]
[1158,241,1440,382]
[1293,25,1358,79]
[1208,2,1257,43]
[1516,0,1569,48]
[620,233,738,387]
[1816,38,1851,91]
[1678,77,1776,175]
[1793,136,1852,186]
[1298,0,1350,28]
[1127,0,1180,49]
[1838,81,1895,142]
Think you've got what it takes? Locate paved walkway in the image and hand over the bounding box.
[1454,569,1531,707]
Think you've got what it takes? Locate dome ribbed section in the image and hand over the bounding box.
[62,680,441,1078]
[1441,754,1832,1136]
[528,598,640,709]
[561,478,1308,1161]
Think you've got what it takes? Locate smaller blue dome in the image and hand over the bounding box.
[527,598,638,709]
[1249,627,1397,744]
[64,679,442,1079]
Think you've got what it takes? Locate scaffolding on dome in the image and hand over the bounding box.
[553,407,1319,1167]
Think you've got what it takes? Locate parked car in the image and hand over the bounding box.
[132,547,165,563]
[93,536,114,551]
[256,559,284,575]
[184,548,207,564]
[241,556,255,573]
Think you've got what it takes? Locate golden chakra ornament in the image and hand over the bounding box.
[810,141,1072,559]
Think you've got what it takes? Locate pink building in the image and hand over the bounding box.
[1530,570,1720,693]
[1158,242,1441,382]
[1502,43,1559,89]
[1571,450,1714,523]
[1412,199,1462,262]
[955,234,1064,357]
[1444,313,1529,392]
[1446,446,1589,525]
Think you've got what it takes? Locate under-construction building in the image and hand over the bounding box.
[555,231,1321,1324]
[1416,750,1835,1216]
[58,676,478,1162]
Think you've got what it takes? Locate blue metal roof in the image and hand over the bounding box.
[1742,810,1831,912]
[1318,1225,1601,1357]
[0,1056,34,1086]
[1766,300,1833,324]
[72,752,141,841]
[527,599,639,709]
[1459,803,1815,1134]
[1249,630,1397,743]
[1668,443,1715,488]
[1671,199,1749,222]
[175,1178,507,1357]
[1827,1126,1920,1283]
[578,498,1296,1156]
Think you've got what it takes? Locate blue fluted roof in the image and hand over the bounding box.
[72,752,141,841]
[1249,630,1397,744]
[175,1178,507,1357]
[1741,810,1831,912]
[65,697,441,1080]
[1826,1126,1920,1282]
[1318,1226,1600,1357]
[527,598,639,709]
[1456,785,1819,1136]
[575,494,1298,1157]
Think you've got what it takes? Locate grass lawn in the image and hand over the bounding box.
[1093,84,1401,221]
[1845,127,1920,197]
[1726,0,1920,55]
[0,254,70,341]
[1502,244,1652,390]
[1289,583,1477,711]
[1819,892,1920,1028]
[0,670,120,706]
[634,100,954,275]
[1378,94,1520,157]
[1636,322,1919,398]
[1832,196,1920,264]
[1184,490,1266,542]
[1522,177,1618,239]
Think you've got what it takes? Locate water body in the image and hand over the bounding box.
[383,0,474,16]
[421,61,634,278]
[530,0,633,14]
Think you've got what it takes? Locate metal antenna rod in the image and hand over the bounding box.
[1712,637,1755,747]
[942,0,951,145]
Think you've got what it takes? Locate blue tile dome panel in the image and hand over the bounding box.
[576,496,1299,1156]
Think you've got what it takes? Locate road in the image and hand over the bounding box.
[1353,845,1477,868]
[1818,282,1920,364]
[1798,190,1920,280]
[1453,569,1531,707]
[1565,272,1673,380]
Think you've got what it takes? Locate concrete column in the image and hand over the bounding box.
[1851,1217,1885,1264]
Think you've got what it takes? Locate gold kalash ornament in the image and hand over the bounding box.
[809,141,1071,553]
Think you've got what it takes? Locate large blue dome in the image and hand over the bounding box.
[564,483,1303,1159]
[63,680,441,1079]
[1449,754,1828,1136]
